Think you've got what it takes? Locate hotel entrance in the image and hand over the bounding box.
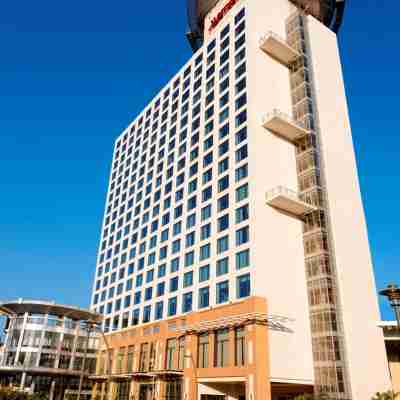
[200,396,227,400]
[138,384,155,400]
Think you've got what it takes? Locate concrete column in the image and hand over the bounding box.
[208,332,215,368]
[184,333,198,400]
[245,324,271,400]
[19,372,27,390]
[228,328,236,367]
[49,380,56,400]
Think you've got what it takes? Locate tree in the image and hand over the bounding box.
[0,388,48,400]
[292,393,330,400]
[372,391,400,400]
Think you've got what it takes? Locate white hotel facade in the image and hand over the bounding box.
[90,1,392,399]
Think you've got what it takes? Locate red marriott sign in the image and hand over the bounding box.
[208,0,239,32]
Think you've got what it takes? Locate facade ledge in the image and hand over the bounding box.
[259,31,300,66]
[89,370,184,381]
[266,186,317,217]
[0,365,84,377]
[262,110,309,142]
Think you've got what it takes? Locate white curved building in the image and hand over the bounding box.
[0,300,101,400]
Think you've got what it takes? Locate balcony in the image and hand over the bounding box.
[262,109,309,142]
[259,31,300,66]
[266,186,316,217]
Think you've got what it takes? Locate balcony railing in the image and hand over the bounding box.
[266,186,316,217]
[262,109,309,142]
[259,31,300,66]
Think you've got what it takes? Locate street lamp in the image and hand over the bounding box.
[380,284,400,328]
[77,320,112,400]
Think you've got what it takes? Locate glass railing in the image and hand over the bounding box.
[266,186,303,202]
[262,109,307,130]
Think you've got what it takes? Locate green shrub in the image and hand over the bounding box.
[0,388,48,400]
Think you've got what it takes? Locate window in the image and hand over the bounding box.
[204,136,213,151]
[143,305,151,323]
[237,274,251,298]
[158,264,166,278]
[201,205,212,221]
[198,334,209,368]
[219,140,229,157]
[236,144,248,162]
[235,77,246,94]
[236,126,247,145]
[187,214,196,229]
[220,92,229,108]
[216,281,229,304]
[188,179,197,194]
[168,297,177,316]
[235,164,248,182]
[235,93,247,110]
[215,329,229,367]
[173,222,182,236]
[218,214,229,232]
[183,271,193,288]
[172,239,181,254]
[236,183,248,202]
[202,186,212,202]
[236,226,249,245]
[235,48,246,65]
[203,170,213,186]
[235,34,246,51]
[217,236,229,253]
[235,110,247,128]
[157,282,166,297]
[132,309,140,326]
[235,8,245,24]
[219,123,229,139]
[134,292,141,305]
[203,152,213,167]
[221,24,230,39]
[219,107,229,124]
[235,327,246,366]
[218,194,229,212]
[178,337,186,370]
[216,258,229,276]
[185,251,195,267]
[199,287,210,309]
[171,258,180,273]
[170,277,179,292]
[218,158,229,174]
[182,292,193,313]
[155,301,164,320]
[166,339,176,370]
[236,205,249,223]
[236,249,250,270]
[145,287,153,301]
[187,196,197,211]
[184,233,197,253]
[199,265,210,282]
[201,224,211,240]
[218,175,229,192]
[200,244,211,261]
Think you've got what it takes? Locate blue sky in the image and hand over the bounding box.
[0,0,399,320]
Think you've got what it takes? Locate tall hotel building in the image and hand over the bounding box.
[90,1,391,399]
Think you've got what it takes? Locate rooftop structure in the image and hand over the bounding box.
[186,0,345,50]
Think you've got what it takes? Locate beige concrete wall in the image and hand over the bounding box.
[389,360,400,393]
[306,15,392,399]
[246,0,314,386]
